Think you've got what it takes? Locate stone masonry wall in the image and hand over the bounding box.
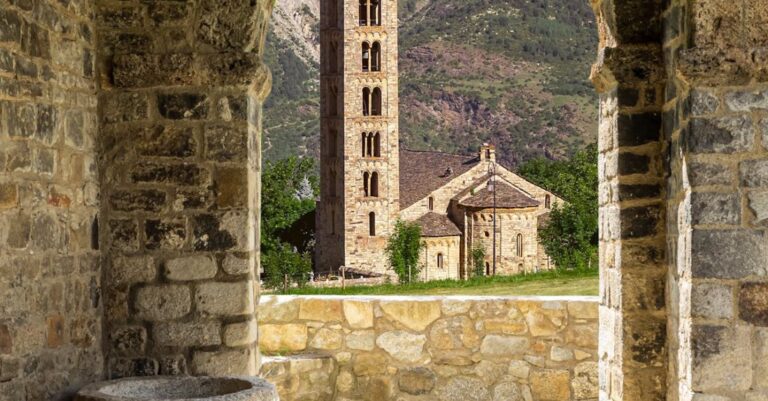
[93,0,273,378]
[258,295,599,401]
[0,1,103,400]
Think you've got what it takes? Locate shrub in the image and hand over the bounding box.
[385,220,424,284]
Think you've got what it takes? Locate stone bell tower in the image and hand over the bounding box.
[316,0,400,275]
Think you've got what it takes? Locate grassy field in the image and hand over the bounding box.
[273,269,599,296]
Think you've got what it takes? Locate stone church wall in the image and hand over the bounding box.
[0,1,103,399]
[419,236,461,281]
[258,295,599,401]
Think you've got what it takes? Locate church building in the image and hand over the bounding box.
[315,0,560,280]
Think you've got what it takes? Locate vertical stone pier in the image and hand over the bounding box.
[95,1,274,377]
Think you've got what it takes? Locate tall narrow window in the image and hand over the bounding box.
[363,172,370,197]
[370,172,379,197]
[373,132,381,157]
[359,0,368,26]
[545,195,551,209]
[428,197,434,211]
[362,87,371,116]
[362,42,370,72]
[485,262,490,276]
[371,42,381,71]
[367,133,374,157]
[361,133,367,157]
[370,0,381,26]
[437,253,444,269]
[372,88,382,115]
[516,234,523,257]
[369,212,376,236]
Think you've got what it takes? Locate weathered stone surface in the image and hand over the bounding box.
[436,376,490,401]
[165,256,217,281]
[345,330,375,351]
[691,192,741,225]
[380,301,441,331]
[688,116,754,154]
[692,230,767,279]
[309,328,343,350]
[110,256,156,286]
[158,93,209,120]
[376,331,426,362]
[398,367,436,395]
[748,191,768,225]
[550,346,574,361]
[145,219,186,250]
[725,90,768,112]
[299,299,342,322]
[110,326,146,356]
[739,282,768,326]
[259,324,307,353]
[691,89,720,115]
[492,382,524,401]
[223,320,257,347]
[573,362,598,399]
[508,360,531,379]
[352,353,388,376]
[430,316,480,349]
[134,285,191,321]
[530,369,571,401]
[154,322,221,347]
[343,300,373,329]
[692,283,734,319]
[692,325,753,392]
[195,281,254,316]
[192,349,256,376]
[480,335,530,356]
[109,190,166,213]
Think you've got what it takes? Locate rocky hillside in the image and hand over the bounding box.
[263,0,598,167]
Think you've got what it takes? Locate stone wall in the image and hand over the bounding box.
[0,1,103,400]
[258,295,599,401]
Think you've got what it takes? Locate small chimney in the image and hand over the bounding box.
[480,143,496,162]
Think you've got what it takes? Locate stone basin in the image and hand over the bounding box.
[75,376,279,401]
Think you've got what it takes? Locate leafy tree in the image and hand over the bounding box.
[471,246,486,278]
[261,157,319,288]
[518,144,598,270]
[386,220,424,284]
[262,243,312,291]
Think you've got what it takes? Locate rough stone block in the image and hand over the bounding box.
[618,112,661,146]
[480,335,530,357]
[435,376,489,401]
[689,162,733,187]
[259,324,307,352]
[158,93,208,120]
[620,205,660,239]
[309,328,343,350]
[110,256,156,287]
[109,189,166,212]
[0,183,18,210]
[145,219,186,250]
[376,331,426,362]
[110,326,147,356]
[109,357,159,379]
[530,369,570,401]
[692,324,753,392]
[398,367,436,396]
[618,153,650,175]
[739,282,768,326]
[299,299,343,322]
[343,300,373,329]
[756,328,768,389]
[101,92,149,123]
[725,90,768,112]
[130,162,209,186]
[222,320,257,347]
[153,322,221,347]
[195,281,254,316]
[108,219,139,251]
[345,330,375,351]
[430,316,480,349]
[688,116,754,154]
[692,283,734,319]
[136,126,197,158]
[214,167,247,208]
[573,362,599,399]
[741,160,768,187]
[380,301,441,331]
[692,230,767,279]
[134,285,191,321]
[192,214,237,251]
[691,192,741,225]
[691,89,720,115]
[165,256,217,281]
[205,125,247,162]
[5,213,30,249]
[192,349,255,376]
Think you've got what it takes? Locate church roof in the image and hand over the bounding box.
[459,181,540,209]
[400,149,479,209]
[414,212,463,237]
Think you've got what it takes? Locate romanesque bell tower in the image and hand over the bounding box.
[316,0,400,275]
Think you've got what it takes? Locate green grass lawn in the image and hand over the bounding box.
[273,269,599,296]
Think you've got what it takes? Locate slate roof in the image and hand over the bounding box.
[415,212,463,237]
[459,181,540,209]
[400,149,479,209]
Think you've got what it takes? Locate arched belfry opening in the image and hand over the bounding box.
[359,0,381,26]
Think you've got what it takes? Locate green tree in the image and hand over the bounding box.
[518,144,598,270]
[261,157,319,288]
[262,243,312,291]
[471,246,486,278]
[385,220,424,284]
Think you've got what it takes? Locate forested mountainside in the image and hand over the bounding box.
[263,0,598,167]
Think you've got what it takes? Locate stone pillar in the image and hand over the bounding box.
[590,1,667,400]
[665,1,768,400]
[95,1,273,377]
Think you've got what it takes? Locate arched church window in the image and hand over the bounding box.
[437,253,444,269]
[516,234,523,257]
[362,42,370,72]
[372,88,382,115]
[373,132,381,157]
[370,172,379,197]
[362,87,371,116]
[371,42,381,71]
[363,172,370,197]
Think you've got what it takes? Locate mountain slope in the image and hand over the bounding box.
[263,0,598,167]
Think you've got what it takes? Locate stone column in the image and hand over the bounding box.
[590,1,667,400]
[665,1,768,400]
[95,1,273,377]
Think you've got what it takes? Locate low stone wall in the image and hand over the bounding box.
[258,295,599,401]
